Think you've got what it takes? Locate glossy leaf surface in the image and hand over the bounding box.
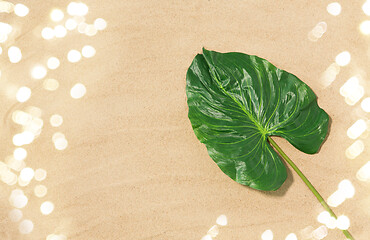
[186,49,329,191]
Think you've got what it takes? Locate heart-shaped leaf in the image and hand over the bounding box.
[186,48,329,191]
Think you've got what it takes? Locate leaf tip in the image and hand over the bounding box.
[202,47,210,55]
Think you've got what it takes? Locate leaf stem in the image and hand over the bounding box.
[267,136,355,240]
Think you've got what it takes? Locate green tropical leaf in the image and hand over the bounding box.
[186,48,329,191]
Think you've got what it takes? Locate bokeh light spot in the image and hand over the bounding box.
[34,169,47,181]
[356,161,370,182]
[54,137,68,150]
[43,78,59,91]
[216,214,227,226]
[52,132,68,150]
[361,97,370,112]
[339,76,364,105]
[7,156,25,172]
[8,46,22,63]
[47,57,60,70]
[11,194,28,209]
[13,131,34,147]
[336,215,350,230]
[67,2,88,16]
[327,2,341,16]
[50,114,63,127]
[20,167,34,182]
[24,117,44,137]
[320,63,340,87]
[34,184,47,197]
[85,24,97,36]
[94,18,107,30]
[52,132,65,142]
[312,225,328,239]
[67,49,81,63]
[1,170,17,185]
[308,22,327,41]
[40,201,55,215]
[42,27,55,40]
[13,148,27,161]
[360,20,370,35]
[317,211,331,224]
[347,119,367,139]
[9,209,23,222]
[82,45,96,58]
[0,22,12,35]
[54,25,67,38]
[19,219,33,234]
[70,83,86,99]
[201,235,212,240]
[327,190,345,207]
[65,18,77,30]
[16,87,31,103]
[77,22,88,34]
[50,9,64,22]
[362,1,370,16]
[345,140,364,159]
[0,1,14,13]
[0,34,7,43]
[338,179,355,198]
[285,233,297,240]
[33,185,48,198]
[14,4,29,17]
[326,217,337,229]
[18,177,30,187]
[31,65,47,79]
[261,229,273,240]
[335,51,351,66]
[10,189,24,198]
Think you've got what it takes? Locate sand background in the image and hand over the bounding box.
[0,0,369,239]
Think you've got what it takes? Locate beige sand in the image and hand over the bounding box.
[0,1,369,239]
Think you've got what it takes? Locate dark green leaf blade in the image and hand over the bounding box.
[186,49,329,191]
